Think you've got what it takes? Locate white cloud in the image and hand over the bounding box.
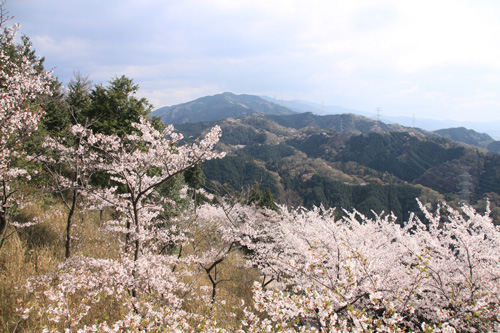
[31,35,93,61]
[8,0,500,121]
[139,83,224,109]
[395,85,420,98]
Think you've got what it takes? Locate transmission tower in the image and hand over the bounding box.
[457,166,473,204]
[373,107,382,132]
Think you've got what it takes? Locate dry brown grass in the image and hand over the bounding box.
[180,250,259,330]
[0,192,65,331]
[0,187,259,332]
[0,185,123,331]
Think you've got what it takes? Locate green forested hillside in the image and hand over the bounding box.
[296,175,421,221]
[173,114,500,222]
[203,155,280,196]
[434,127,493,147]
[337,132,465,182]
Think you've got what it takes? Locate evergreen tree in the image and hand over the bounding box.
[248,183,263,206]
[66,72,92,124]
[39,81,71,136]
[184,163,205,190]
[84,75,152,136]
[184,163,206,211]
[260,188,278,211]
[247,183,278,211]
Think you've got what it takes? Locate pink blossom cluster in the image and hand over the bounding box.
[18,134,500,332]
[24,255,193,332]
[20,117,226,331]
[0,23,53,244]
[83,117,225,253]
[224,202,500,332]
[0,24,53,178]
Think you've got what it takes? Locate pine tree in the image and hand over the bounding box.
[260,188,278,211]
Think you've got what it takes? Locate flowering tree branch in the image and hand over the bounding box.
[38,122,99,258]
[20,117,226,330]
[0,22,53,249]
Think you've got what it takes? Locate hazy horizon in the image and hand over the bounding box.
[9,0,500,124]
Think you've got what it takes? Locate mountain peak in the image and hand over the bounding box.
[434,127,493,147]
[153,93,296,124]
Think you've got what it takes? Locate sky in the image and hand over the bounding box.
[7,0,500,122]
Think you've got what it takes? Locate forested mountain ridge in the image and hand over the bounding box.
[433,127,494,149]
[265,96,500,141]
[264,112,500,153]
[172,112,500,222]
[154,92,500,153]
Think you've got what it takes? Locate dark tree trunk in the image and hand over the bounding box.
[0,181,10,250]
[65,191,78,259]
[0,211,7,251]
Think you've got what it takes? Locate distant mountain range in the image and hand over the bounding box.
[154,92,500,153]
[261,96,500,140]
[153,92,500,222]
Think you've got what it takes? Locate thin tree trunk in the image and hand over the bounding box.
[0,211,7,251]
[193,189,197,215]
[211,264,217,303]
[131,202,141,299]
[0,181,9,251]
[65,191,78,259]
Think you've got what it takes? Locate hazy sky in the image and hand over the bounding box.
[7,0,500,121]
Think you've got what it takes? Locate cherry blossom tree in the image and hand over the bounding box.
[19,184,500,332]
[0,20,53,249]
[86,117,224,262]
[38,122,99,258]
[231,202,500,332]
[20,117,226,330]
[189,202,244,305]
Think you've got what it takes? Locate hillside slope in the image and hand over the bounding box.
[173,114,500,222]
[433,127,493,148]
